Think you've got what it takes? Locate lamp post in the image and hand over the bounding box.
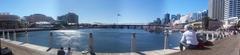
[163,29,169,50]
[25,31,29,43]
[131,33,137,52]
[48,32,53,48]
[88,33,94,53]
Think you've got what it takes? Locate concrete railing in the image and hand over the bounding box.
[196,31,237,42]
[2,30,237,55]
[0,30,172,54]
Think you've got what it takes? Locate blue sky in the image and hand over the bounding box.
[0,0,207,24]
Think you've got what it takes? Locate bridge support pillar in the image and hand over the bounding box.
[7,31,10,40]
[2,31,5,39]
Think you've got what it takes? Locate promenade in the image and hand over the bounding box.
[170,34,240,55]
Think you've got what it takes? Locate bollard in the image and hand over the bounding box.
[25,31,29,43]
[7,31,10,40]
[13,31,17,41]
[217,32,220,40]
[220,33,223,39]
[131,33,137,52]
[212,33,215,41]
[164,30,168,50]
[88,33,94,53]
[223,32,226,38]
[48,32,53,48]
[206,33,209,40]
[2,31,5,39]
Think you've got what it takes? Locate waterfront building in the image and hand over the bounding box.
[224,0,240,19]
[149,18,162,25]
[190,10,208,21]
[190,13,199,21]
[223,17,240,30]
[209,0,225,20]
[169,14,181,25]
[164,13,170,24]
[24,14,55,28]
[0,12,20,29]
[201,10,208,18]
[57,12,79,26]
[24,14,55,24]
[34,21,54,28]
[176,14,181,20]
[171,15,177,22]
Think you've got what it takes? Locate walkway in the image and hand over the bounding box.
[170,34,240,55]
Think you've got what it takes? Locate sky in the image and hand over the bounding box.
[0,0,208,24]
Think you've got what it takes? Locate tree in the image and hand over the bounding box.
[202,17,210,30]
[237,20,240,28]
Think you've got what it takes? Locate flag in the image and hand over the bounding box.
[117,13,121,16]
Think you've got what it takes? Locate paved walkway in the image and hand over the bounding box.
[170,34,240,55]
[1,39,49,55]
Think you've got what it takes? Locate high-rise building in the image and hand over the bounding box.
[201,10,208,17]
[171,15,177,21]
[171,14,181,22]
[209,0,225,20]
[57,12,79,25]
[224,0,240,18]
[176,14,181,20]
[164,13,170,24]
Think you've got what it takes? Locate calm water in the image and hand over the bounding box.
[14,29,182,53]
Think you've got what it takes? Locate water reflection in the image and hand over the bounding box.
[16,29,181,53]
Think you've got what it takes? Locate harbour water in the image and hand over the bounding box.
[14,29,182,53]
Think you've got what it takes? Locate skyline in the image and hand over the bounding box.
[0,0,208,24]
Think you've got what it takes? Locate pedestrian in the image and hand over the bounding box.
[65,47,72,55]
[57,47,65,55]
[179,25,200,51]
